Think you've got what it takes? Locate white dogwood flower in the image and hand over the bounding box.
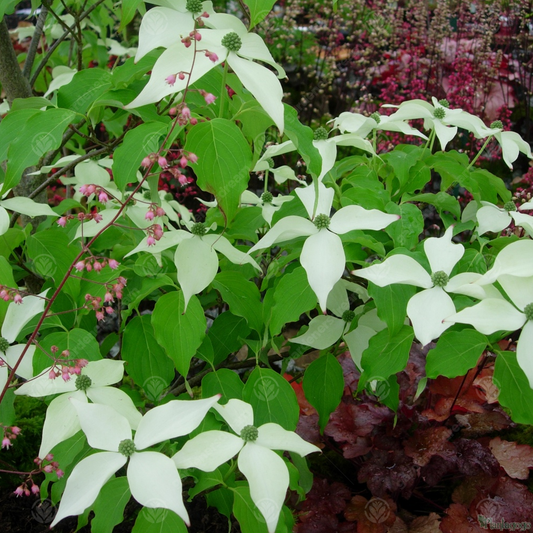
[475,200,533,236]
[50,395,220,528]
[172,399,320,533]
[487,121,532,169]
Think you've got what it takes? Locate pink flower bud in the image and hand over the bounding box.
[153,225,164,240]
[108,259,119,270]
[147,236,156,246]
[145,210,155,221]
[190,117,198,125]
[87,185,96,195]
[181,106,191,119]
[61,350,70,357]
[104,292,114,303]
[24,488,30,497]
[57,217,67,227]
[13,294,22,304]
[11,426,21,435]
[165,74,177,86]
[48,369,57,380]
[141,156,152,169]
[31,484,40,494]
[93,261,102,272]
[188,152,198,163]
[194,32,201,41]
[105,306,114,315]
[56,469,64,479]
[155,207,165,217]
[158,156,168,168]
[43,464,53,473]
[2,437,11,449]
[169,107,178,116]
[96,311,105,321]
[14,486,24,497]
[115,291,123,299]
[204,93,216,105]
[179,156,188,168]
[206,51,218,62]
[75,261,85,272]
[85,263,93,272]
[45,454,54,461]
[178,72,186,80]
[98,191,109,203]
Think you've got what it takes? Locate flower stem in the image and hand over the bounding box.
[468,135,493,170]
[219,57,230,119]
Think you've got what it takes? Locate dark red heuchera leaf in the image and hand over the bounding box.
[397,342,428,403]
[403,426,454,466]
[296,413,323,449]
[420,454,457,486]
[453,410,511,437]
[295,511,340,533]
[344,495,396,533]
[357,449,417,498]
[488,436,533,480]
[454,439,500,477]
[440,503,486,533]
[408,513,441,533]
[338,351,360,392]
[299,478,352,516]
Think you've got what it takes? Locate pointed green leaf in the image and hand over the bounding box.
[207,312,251,365]
[384,202,424,249]
[91,477,131,533]
[202,369,244,403]
[303,354,344,432]
[132,508,188,533]
[232,485,269,533]
[367,282,415,335]
[244,0,277,28]
[57,69,112,114]
[152,292,206,377]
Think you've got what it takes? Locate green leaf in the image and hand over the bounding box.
[188,468,224,498]
[0,256,16,324]
[207,312,251,366]
[202,369,244,402]
[10,97,55,111]
[120,0,143,29]
[207,487,234,519]
[122,315,175,397]
[57,69,112,114]
[242,367,299,430]
[358,325,414,390]
[367,282,415,335]
[384,202,424,249]
[232,485,269,533]
[244,0,276,28]
[113,122,168,190]
[494,351,533,425]
[3,109,76,192]
[269,266,317,336]
[212,271,263,333]
[303,354,344,432]
[0,110,39,163]
[0,388,15,426]
[152,291,206,377]
[404,191,461,220]
[283,105,322,179]
[91,477,131,533]
[426,329,487,379]
[132,508,188,533]
[291,316,344,350]
[184,118,252,222]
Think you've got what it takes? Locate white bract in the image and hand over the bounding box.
[248,182,399,311]
[50,395,221,528]
[240,190,293,225]
[488,123,533,169]
[0,292,47,398]
[352,226,491,346]
[475,201,533,236]
[0,193,59,236]
[172,399,320,533]
[15,359,141,459]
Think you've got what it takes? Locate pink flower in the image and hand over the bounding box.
[141,156,152,169]
[93,261,102,272]
[98,191,109,203]
[181,106,191,119]
[104,292,114,303]
[93,212,103,223]
[79,184,89,195]
[152,224,164,240]
[96,311,105,321]
[178,175,188,186]
[61,370,71,382]
[108,259,119,270]
[56,469,64,479]
[75,261,85,272]
[204,93,216,105]
[145,210,155,221]
[78,359,88,368]
[13,486,24,497]
[179,156,188,168]
[165,74,177,86]
[48,369,57,380]
[188,152,198,164]
[57,217,67,227]
[13,294,22,304]
[206,51,218,62]
[147,236,156,246]
[105,306,114,315]
[31,484,40,495]
[158,156,168,168]
[45,453,54,461]
[2,437,11,449]
[178,72,186,80]
[155,207,165,217]
[11,426,21,435]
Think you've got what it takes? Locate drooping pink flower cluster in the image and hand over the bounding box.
[2,425,21,450]
[84,276,126,321]
[0,285,24,304]
[74,256,120,273]
[146,224,164,246]
[198,89,216,105]
[47,348,89,382]
[79,184,110,203]
[145,203,166,221]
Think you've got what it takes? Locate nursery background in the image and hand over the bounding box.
[1,0,533,532]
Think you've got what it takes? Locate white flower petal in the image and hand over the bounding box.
[424,225,464,275]
[476,205,511,235]
[289,315,345,350]
[432,120,457,151]
[510,211,533,237]
[128,451,190,525]
[207,234,260,270]
[86,387,142,430]
[5,344,35,381]
[519,200,533,210]
[124,229,191,258]
[50,452,126,528]
[0,197,58,218]
[175,236,219,310]
[238,443,288,533]
[330,205,399,234]
[295,182,334,219]
[495,131,532,169]
[14,363,76,397]
[332,133,376,155]
[172,430,243,470]
[497,275,533,311]
[228,52,284,133]
[134,395,220,450]
[301,230,346,312]
[256,423,321,456]
[517,321,533,389]
[38,391,86,460]
[313,139,337,181]
[254,141,295,171]
[478,240,533,284]
[248,216,316,254]
[354,254,432,288]
[83,359,125,387]
[331,112,374,135]
[446,272,491,299]
[445,298,526,334]
[71,399,131,451]
[238,32,286,77]
[213,398,254,434]
[1,291,47,343]
[344,325,377,371]
[0,206,9,235]
[406,287,455,346]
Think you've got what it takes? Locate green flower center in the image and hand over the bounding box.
[118,439,136,457]
[370,112,381,123]
[314,214,330,230]
[342,310,355,323]
[524,303,533,321]
[491,120,503,130]
[431,270,449,288]
[240,425,258,442]
[0,337,9,352]
[504,201,517,212]
[438,99,450,108]
[164,193,174,201]
[75,375,92,391]
[261,192,273,204]
[191,222,207,236]
[313,127,328,141]
[265,157,274,168]
[221,32,242,52]
[433,107,446,119]
[143,191,151,200]
[186,0,203,13]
